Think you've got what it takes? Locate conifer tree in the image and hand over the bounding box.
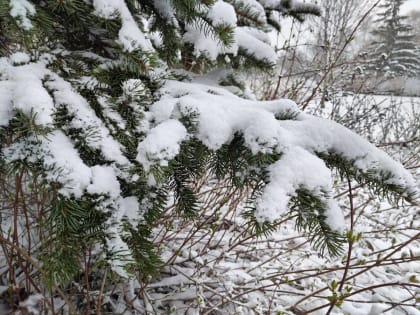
[0,0,417,313]
[366,0,420,77]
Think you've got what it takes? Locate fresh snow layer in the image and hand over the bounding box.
[42,131,92,198]
[256,146,345,231]
[207,0,237,27]
[0,57,54,126]
[182,1,276,63]
[183,22,238,60]
[235,0,267,24]
[136,119,188,171]
[92,0,153,52]
[183,25,277,63]
[9,51,31,64]
[258,0,279,8]
[13,77,55,125]
[88,165,121,198]
[42,132,126,200]
[9,0,36,30]
[153,0,177,24]
[236,27,277,63]
[0,82,14,126]
[281,115,418,196]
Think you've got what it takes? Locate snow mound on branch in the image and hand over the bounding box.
[40,132,125,201]
[136,119,188,171]
[152,0,177,25]
[42,131,92,198]
[88,165,121,198]
[207,0,237,27]
[0,58,54,126]
[9,0,35,30]
[234,0,267,24]
[281,116,418,196]
[183,26,277,63]
[236,27,277,63]
[182,0,276,63]
[137,79,417,230]
[92,0,154,52]
[183,23,239,60]
[0,56,128,165]
[9,52,31,64]
[0,81,14,126]
[256,146,345,231]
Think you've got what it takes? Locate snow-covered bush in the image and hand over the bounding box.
[0,0,417,313]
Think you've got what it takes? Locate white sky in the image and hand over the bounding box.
[401,0,420,14]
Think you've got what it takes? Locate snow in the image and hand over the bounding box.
[9,0,36,30]
[183,22,238,60]
[236,27,277,63]
[97,95,126,129]
[183,24,277,63]
[0,82,14,126]
[87,165,121,198]
[13,77,55,125]
[119,196,141,221]
[1,0,418,312]
[207,0,237,27]
[106,230,132,277]
[19,294,44,315]
[42,131,92,198]
[240,27,271,45]
[9,51,30,64]
[122,78,149,100]
[0,59,55,126]
[403,77,420,96]
[152,80,296,152]
[281,115,418,197]
[92,0,120,18]
[92,0,154,52]
[182,1,277,63]
[258,0,279,8]
[46,71,129,165]
[136,119,188,171]
[235,0,267,24]
[401,0,420,14]
[150,98,180,123]
[118,19,152,52]
[153,0,177,24]
[255,146,343,231]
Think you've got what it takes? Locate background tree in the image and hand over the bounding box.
[407,9,420,43]
[364,0,420,78]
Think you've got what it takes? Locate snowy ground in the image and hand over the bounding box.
[140,95,420,315]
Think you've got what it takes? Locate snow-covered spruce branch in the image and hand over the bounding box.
[0,0,418,314]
